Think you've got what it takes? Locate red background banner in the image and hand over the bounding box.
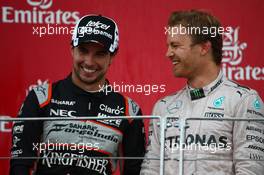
[1,0,263,174]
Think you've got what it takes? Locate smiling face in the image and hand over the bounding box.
[166,28,204,80]
[71,42,113,91]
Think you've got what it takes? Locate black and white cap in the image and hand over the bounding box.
[72,15,119,53]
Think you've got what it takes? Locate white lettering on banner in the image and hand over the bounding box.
[222,27,264,80]
[222,27,247,66]
[0,116,12,133]
[27,0,53,9]
[1,0,80,24]
[222,64,264,80]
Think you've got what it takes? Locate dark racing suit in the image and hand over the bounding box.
[10,75,145,175]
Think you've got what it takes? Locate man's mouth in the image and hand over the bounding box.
[82,66,96,73]
[172,60,180,65]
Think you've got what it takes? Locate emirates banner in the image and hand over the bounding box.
[1,0,263,174]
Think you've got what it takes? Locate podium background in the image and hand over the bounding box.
[1,0,263,174]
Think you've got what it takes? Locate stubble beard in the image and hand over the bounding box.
[74,66,106,87]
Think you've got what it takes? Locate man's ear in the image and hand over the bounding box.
[200,41,211,56]
[109,55,114,65]
[109,51,117,65]
[71,46,74,57]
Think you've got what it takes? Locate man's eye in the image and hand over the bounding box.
[96,51,108,56]
[171,44,179,48]
[78,46,88,54]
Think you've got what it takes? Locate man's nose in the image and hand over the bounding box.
[83,54,95,65]
[166,47,174,58]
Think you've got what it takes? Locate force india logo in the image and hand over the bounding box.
[222,27,264,81]
[46,123,119,144]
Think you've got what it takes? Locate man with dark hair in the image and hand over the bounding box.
[140,10,264,175]
[10,14,145,175]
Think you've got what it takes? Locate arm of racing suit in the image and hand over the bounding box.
[233,91,264,174]
[10,85,49,175]
[122,98,146,175]
[140,101,161,175]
